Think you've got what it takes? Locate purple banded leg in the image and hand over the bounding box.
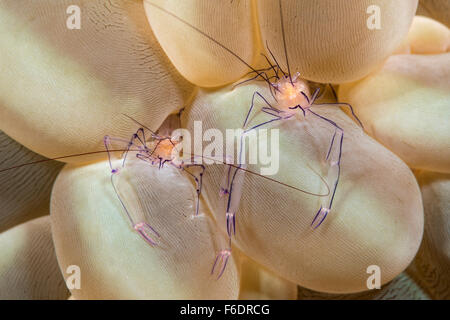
[104,135,129,173]
[104,128,150,173]
[289,103,307,117]
[105,130,162,246]
[136,152,154,165]
[313,102,364,129]
[243,113,283,133]
[311,206,330,229]
[243,91,281,128]
[223,108,283,238]
[262,107,282,118]
[326,130,337,161]
[182,164,205,216]
[211,248,232,279]
[109,169,161,246]
[122,128,149,165]
[224,166,241,235]
[134,222,160,246]
[308,109,344,228]
[322,83,362,126]
[219,165,232,197]
[119,128,150,168]
[226,212,236,237]
[219,186,229,197]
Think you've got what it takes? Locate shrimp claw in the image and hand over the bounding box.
[311,206,330,229]
[211,249,232,279]
[134,222,160,246]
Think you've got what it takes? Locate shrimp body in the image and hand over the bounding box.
[144,136,180,166]
[151,139,177,160]
[104,121,205,247]
[273,72,311,113]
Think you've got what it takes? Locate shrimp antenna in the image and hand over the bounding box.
[122,113,158,136]
[0,150,113,174]
[231,163,330,197]
[0,148,329,197]
[190,153,330,197]
[278,0,293,85]
[266,40,286,77]
[144,1,278,91]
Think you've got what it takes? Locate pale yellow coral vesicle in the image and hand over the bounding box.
[339,53,450,173]
[239,256,297,300]
[407,16,450,54]
[0,0,194,163]
[51,160,240,299]
[1,0,446,300]
[257,0,418,83]
[182,82,424,294]
[0,216,70,299]
[144,0,257,87]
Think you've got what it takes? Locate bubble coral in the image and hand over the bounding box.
[0,0,448,299]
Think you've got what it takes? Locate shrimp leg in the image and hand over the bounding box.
[104,133,160,246]
[307,110,344,229]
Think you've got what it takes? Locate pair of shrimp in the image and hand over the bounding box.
[0,0,364,280]
[101,112,329,278]
[144,0,364,276]
[0,109,329,280]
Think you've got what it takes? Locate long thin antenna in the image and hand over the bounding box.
[144,1,277,90]
[0,150,112,174]
[278,0,293,85]
[266,40,286,77]
[217,159,330,197]
[0,149,329,197]
[122,113,157,136]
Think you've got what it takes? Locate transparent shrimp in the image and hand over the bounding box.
[103,114,206,246]
[144,0,363,231]
[143,0,365,277]
[0,110,331,280]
